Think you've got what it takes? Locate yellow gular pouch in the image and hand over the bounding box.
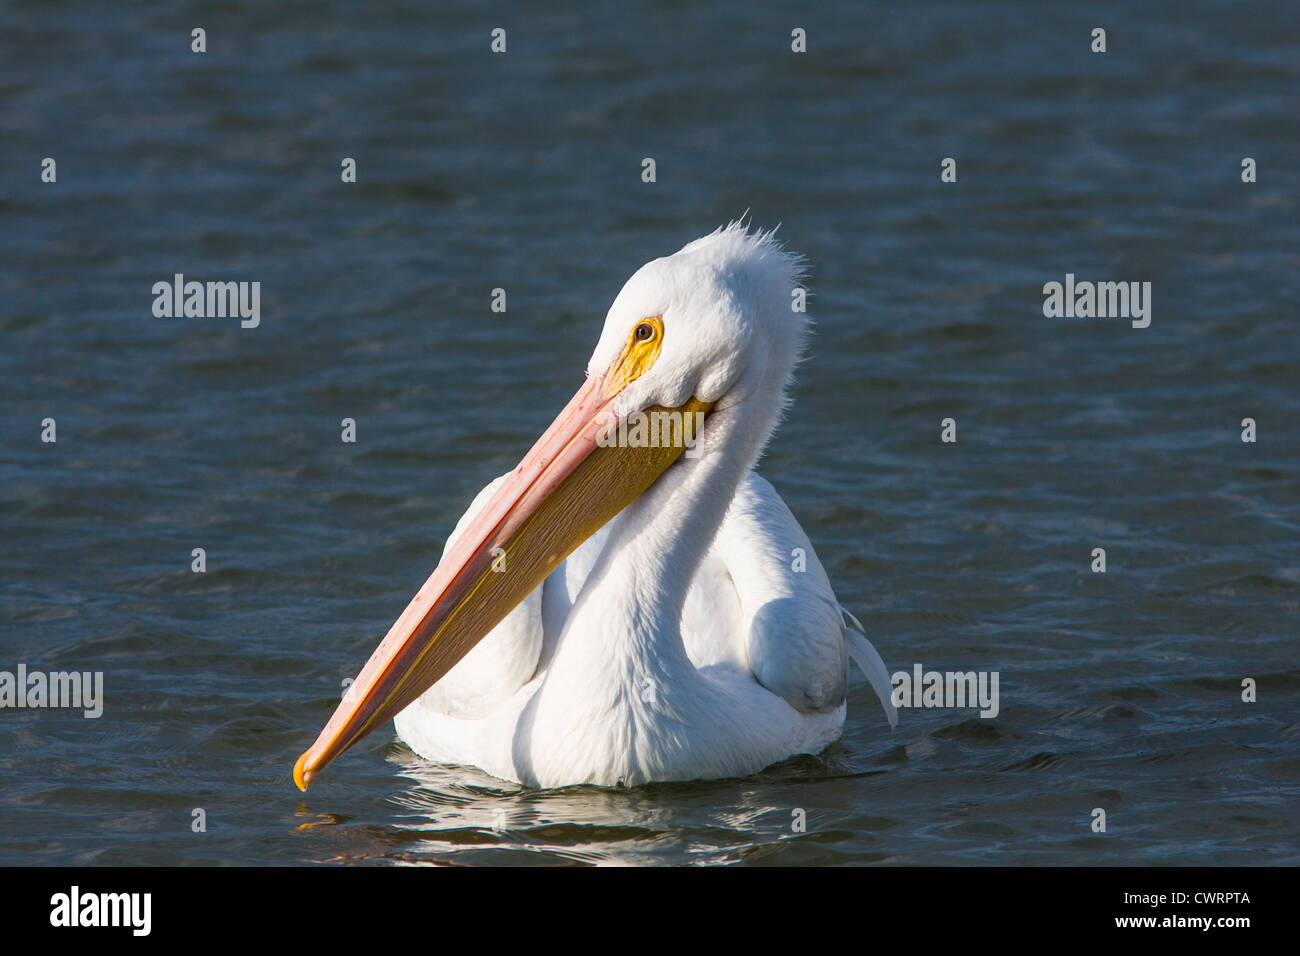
[604,316,664,397]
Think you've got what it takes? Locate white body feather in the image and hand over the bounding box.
[396,471,895,787]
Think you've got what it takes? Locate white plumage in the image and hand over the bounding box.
[392,224,897,788]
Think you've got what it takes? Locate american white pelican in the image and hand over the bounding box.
[294,222,897,791]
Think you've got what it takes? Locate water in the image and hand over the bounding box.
[1,0,1297,865]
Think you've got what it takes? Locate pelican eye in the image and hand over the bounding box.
[604,315,665,396]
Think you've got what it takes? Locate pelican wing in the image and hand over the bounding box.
[685,473,891,719]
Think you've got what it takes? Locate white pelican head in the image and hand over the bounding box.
[295,222,809,789]
[592,223,807,431]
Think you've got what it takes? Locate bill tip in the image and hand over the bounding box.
[293,751,314,791]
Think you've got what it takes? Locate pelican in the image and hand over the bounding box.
[294,222,896,791]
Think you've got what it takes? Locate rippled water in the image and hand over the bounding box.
[2,0,1298,865]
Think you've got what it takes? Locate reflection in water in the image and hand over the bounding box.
[379,748,861,865]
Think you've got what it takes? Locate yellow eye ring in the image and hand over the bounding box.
[604,316,664,397]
